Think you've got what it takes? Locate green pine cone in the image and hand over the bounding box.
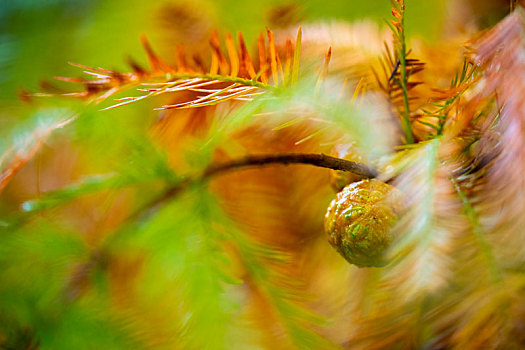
[324,179,403,267]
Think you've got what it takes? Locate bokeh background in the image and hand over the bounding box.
[1,0,514,113]
[0,0,517,349]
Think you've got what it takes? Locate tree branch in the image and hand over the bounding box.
[135,153,378,220]
[202,153,378,179]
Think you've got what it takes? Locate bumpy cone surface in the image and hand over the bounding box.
[324,179,403,267]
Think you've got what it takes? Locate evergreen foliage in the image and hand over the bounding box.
[1,1,524,348]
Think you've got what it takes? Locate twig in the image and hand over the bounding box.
[11,153,377,231]
[134,153,378,220]
[202,153,377,178]
[395,3,414,144]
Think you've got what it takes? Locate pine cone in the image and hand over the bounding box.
[324,179,403,267]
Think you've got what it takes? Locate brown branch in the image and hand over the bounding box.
[134,153,377,221]
[202,153,378,178]
[10,153,377,231]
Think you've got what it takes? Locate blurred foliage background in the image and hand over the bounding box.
[0,0,517,349]
[1,0,446,102]
[1,0,512,108]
